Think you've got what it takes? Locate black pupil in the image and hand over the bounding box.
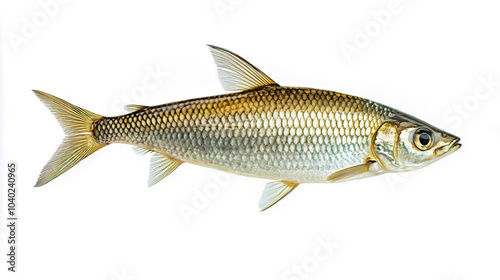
[419,133,430,146]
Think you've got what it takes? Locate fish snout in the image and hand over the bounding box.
[449,137,461,152]
[434,136,461,157]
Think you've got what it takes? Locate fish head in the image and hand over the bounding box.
[371,112,461,172]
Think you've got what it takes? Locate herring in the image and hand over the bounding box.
[33,45,461,210]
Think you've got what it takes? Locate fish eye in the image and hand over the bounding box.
[414,128,434,150]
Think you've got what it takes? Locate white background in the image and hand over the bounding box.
[1,0,500,279]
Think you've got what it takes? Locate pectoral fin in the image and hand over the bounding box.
[259,181,299,211]
[148,152,182,187]
[327,161,376,182]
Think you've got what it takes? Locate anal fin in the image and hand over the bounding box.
[132,146,153,155]
[148,152,182,187]
[259,181,299,211]
[327,161,376,182]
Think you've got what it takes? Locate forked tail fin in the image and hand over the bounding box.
[33,90,107,187]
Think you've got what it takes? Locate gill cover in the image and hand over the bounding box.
[372,122,399,172]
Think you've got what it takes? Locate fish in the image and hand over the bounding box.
[33,45,461,210]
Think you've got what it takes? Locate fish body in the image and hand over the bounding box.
[94,86,388,183]
[34,45,461,210]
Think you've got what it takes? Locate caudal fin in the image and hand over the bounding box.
[33,90,107,187]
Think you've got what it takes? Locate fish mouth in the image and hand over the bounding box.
[434,137,461,157]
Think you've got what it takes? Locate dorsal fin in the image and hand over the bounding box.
[207,45,279,92]
[124,104,148,112]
